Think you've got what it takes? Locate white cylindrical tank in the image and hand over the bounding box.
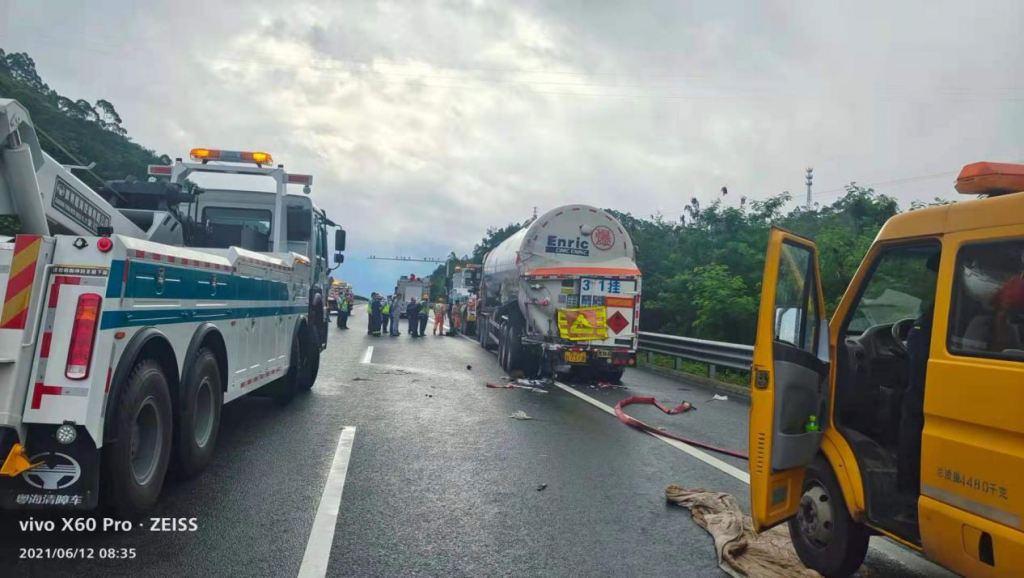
[482,204,637,305]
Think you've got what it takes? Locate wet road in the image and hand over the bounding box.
[2,307,949,577]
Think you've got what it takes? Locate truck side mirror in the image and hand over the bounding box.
[335,229,346,252]
[334,252,344,264]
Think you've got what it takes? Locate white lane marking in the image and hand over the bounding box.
[298,426,357,578]
[552,381,750,483]
[361,346,373,364]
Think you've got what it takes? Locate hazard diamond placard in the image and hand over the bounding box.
[606,310,629,334]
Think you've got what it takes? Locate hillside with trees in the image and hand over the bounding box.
[0,49,169,192]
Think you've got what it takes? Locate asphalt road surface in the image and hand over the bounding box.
[2,307,951,577]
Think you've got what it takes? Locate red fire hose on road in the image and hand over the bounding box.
[614,396,749,460]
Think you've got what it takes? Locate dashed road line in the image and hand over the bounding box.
[298,426,357,578]
[361,346,373,364]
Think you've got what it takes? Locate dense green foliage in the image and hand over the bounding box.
[0,50,169,193]
[608,187,952,343]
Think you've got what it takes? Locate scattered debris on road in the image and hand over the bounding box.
[536,484,548,492]
[665,485,817,578]
[708,394,729,402]
[466,365,472,370]
[351,377,373,382]
[485,381,549,394]
[510,411,533,420]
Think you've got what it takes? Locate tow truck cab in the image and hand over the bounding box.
[750,161,1024,577]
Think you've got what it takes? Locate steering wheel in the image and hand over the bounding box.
[890,318,917,356]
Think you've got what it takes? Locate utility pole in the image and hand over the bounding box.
[805,167,814,210]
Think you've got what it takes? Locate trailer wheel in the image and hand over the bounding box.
[788,455,869,577]
[102,359,173,516]
[299,325,320,391]
[171,348,222,478]
[506,324,524,373]
[597,368,625,384]
[479,315,493,349]
[498,323,510,371]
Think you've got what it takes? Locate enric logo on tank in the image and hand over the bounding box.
[546,235,590,256]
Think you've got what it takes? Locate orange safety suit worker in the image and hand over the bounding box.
[433,298,447,335]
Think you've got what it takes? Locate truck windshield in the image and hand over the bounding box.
[201,207,272,250]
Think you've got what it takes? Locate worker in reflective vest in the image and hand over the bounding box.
[381,297,392,334]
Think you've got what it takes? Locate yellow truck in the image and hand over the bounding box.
[749,161,1024,577]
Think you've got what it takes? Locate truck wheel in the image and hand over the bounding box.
[788,455,870,577]
[171,348,222,478]
[496,322,505,365]
[506,324,524,373]
[102,359,173,516]
[299,325,320,391]
[499,323,511,372]
[277,331,305,404]
[480,316,493,349]
[598,368,625,384]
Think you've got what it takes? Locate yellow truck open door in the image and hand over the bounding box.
[750,228,831,531]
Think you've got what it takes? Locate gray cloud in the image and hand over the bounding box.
[4,0,1023,292]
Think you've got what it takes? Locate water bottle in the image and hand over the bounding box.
[804,415,820,433]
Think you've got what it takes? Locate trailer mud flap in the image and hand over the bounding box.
[0,425,99,510]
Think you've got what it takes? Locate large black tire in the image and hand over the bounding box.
[277,331,305,404]
[102,359,173,517]
[171,348,222,478]
[597,368,625,384]
[788,455,870,577]
[506,324,524,374]
[299,325,319,392]
[498,323,510,372]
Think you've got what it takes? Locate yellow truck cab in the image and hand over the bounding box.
[750,161,1024,577]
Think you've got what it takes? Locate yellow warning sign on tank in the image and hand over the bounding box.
[557,307,608,341]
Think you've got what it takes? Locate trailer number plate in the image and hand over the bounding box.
[594,349,611,358]
[564,351,587,364]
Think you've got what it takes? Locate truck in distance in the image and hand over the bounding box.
[475,204,640,382]
[395,274,427,317]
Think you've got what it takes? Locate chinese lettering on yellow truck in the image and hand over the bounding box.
[749,161,1024,577]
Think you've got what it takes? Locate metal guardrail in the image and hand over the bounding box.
[638,331,753,379]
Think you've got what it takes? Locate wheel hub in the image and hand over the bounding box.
[130,396,163,485]
[193,377,214,448]
[798,483,834,547]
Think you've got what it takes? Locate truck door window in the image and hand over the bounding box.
[948,239,1024,361]
[844,245,940,336]
[774,241,821,354]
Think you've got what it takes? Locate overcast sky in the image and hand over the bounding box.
[3,0,1023,294]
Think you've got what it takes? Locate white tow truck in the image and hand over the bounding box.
[0,98,345,514]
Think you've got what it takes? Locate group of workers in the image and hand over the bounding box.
[365,293,449,337]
